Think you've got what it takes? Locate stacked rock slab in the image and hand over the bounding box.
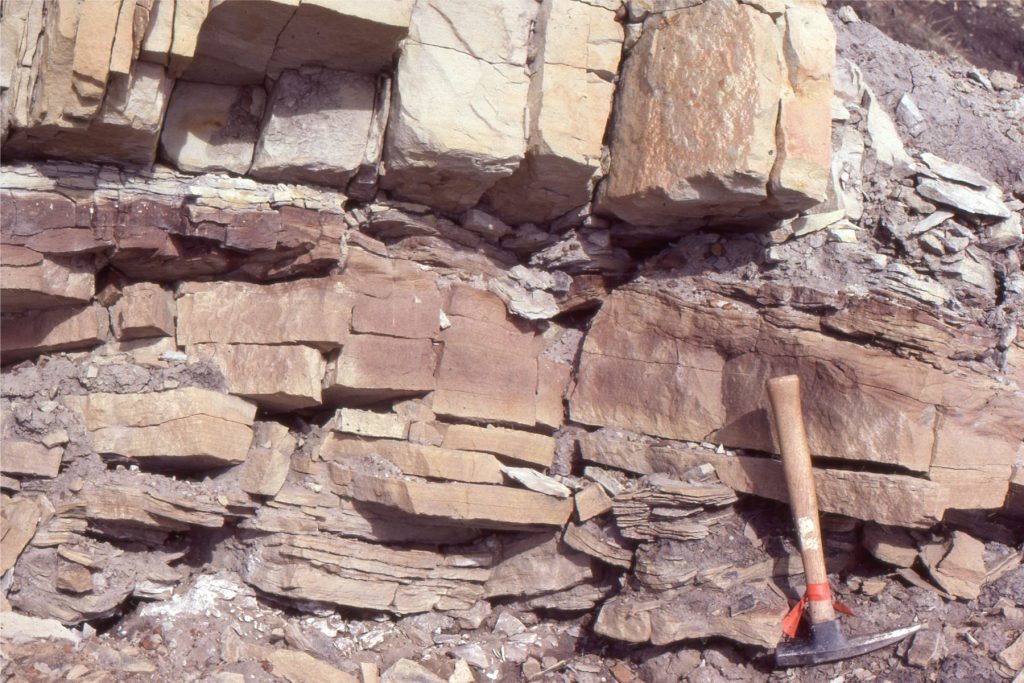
[571,280,1024,515]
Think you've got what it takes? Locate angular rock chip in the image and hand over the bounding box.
[919,530,987,601]
[0,494,50,574]
[574,484,613,522]
[916,178,1011,219]
[65,387,256,468]
[502,466,571,498]
[266,649,358,683]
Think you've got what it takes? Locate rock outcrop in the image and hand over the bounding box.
[1,2,1022,681]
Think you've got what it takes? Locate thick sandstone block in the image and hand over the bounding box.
[111,282,175,340]
[65,387,256,468]
[6,61,174,165]
[160,81,265,174]
[183,0,299,84]
[441,424,555,469]
[349,475,574,529]
[176,279,352,350]
[324,334,436,403]
[266,0,414,77]
[485,0,622,223]
[1,304,108,364]
[381,0,535,212]
[321,434,504,484]
[598,0,783,225]
[191,343,325,411]
[0,248,94,311]
[250,68,377,188]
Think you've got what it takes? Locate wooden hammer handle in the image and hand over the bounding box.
[767,375,835,625]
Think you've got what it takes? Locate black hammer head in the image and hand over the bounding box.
[775,620,921,667]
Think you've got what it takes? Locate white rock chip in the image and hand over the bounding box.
[502,466,572,498]
[916,179,1011,219]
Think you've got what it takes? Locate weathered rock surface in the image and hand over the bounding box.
[1,163,346,286]
[65,388,256,468]
[322,434,505,485]
[250,68,378,189]
[324,334,436,403]
[580,429,947,528]
[1,304,109,363]
[265,0,413,78]
[441,424,556,469]
[0,249,94,312]
[160,81,265,174]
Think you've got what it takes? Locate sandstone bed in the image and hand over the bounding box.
[0,1,1022,682]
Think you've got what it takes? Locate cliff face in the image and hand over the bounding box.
[1,1,1022,681]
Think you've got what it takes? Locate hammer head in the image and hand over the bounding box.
[775,620,921,667]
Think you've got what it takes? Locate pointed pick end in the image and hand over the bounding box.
[776,623,921,667]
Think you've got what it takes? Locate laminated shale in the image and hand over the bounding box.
[1,1,1022,682]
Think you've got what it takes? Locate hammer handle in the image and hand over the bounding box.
[767,375,835,625]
